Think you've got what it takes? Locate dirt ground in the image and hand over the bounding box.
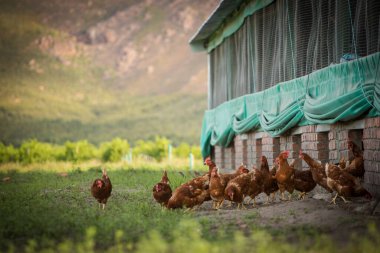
[193,189,380,244]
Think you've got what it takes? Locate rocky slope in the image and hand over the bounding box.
[0,0,219,145]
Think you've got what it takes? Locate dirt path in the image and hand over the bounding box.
[194,192,380,244]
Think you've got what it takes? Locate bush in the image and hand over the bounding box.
[0,138,202,164]
[174,142,191,158]
[133,136,170,162]
[64,140,97,162]
[190,145,202,159]
[173,143,202,160]
[100,138,130,162]
[19,139,59,163]
[0,142,20,163]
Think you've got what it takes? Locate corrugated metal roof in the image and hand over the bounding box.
[189,0,245,51]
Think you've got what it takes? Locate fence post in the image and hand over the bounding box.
[128,149,133,163]
[189,152,194,172]
[168,144,172,161]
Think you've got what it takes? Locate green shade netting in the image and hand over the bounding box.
[201,52,380,158]
[205,0,275,53]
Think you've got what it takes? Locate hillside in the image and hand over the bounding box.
[0,0,218,145]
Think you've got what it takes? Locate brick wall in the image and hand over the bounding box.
[246,133,261,169]
[214,145,224,170]
[261,133,280,168]
[211,117,380,197]
[234,135,247,168]
[280,134,301,169]
[222,142,235,172]
[329,125,363,164]
[363,117,380,198]
[300,126,329,169]
[246,133,256,169]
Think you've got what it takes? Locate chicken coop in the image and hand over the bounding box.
[189,0,380,197]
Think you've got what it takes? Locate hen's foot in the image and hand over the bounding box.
[330,193,338,205]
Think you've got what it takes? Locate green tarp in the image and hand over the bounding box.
[200,52,380,158]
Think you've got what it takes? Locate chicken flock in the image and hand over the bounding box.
[89,140,371,210]
[151,140,372,210]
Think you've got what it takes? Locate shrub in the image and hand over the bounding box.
[190,145,202,159]
[100,138,130,162]
[19,139,57,163]
[173,142,191,158]
[0,142,20,163]
[64,140,97,162]
[133,136,170,162]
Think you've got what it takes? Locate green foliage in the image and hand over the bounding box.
[133,136,170,162]
[190,145,202,160]
[174,143,202,160]
[64,140,97,162]
[0,142,19,163]
[18,139,62,163]
[100,138,130,162]
[0,138,201,164]
[173,142,191,158]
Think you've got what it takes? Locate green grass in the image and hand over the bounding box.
[1,163,380,252]
[0,166,194,251]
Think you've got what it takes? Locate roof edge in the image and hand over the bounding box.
[189,0,275,52]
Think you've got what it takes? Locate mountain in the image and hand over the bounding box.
[0,0,218,146]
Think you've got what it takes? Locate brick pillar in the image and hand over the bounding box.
[223,142,235,172]
[280,135,302,169]
[363,117,380,198]
[328,125,362,165]
[214,146,224,170]
[348,129,363,160]
[247,132,256,169]
[261,133,280,168]
[301,125,329,169]
[234,135,248,168]
[247,133,262,169]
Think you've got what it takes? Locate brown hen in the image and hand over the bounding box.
[294,167,316,199]
[299,150,333,194]
[91,168,112,209]
[166,184,210,210]
[325,163,371,204]
[224,173,252,209]
[209,167,227,209]
[344,141,365,178]
[260,156,278,204]
[152,170,172,207]
[275,151,295,200]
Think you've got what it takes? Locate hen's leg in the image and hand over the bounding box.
[298,192,306,200]
[330,193,338,205]
[339,196,350,203]
[237,203,247,210]
[281,192,285,201]
[217,199,224,209]
[264,195,270,205]
[271,192,276,202]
